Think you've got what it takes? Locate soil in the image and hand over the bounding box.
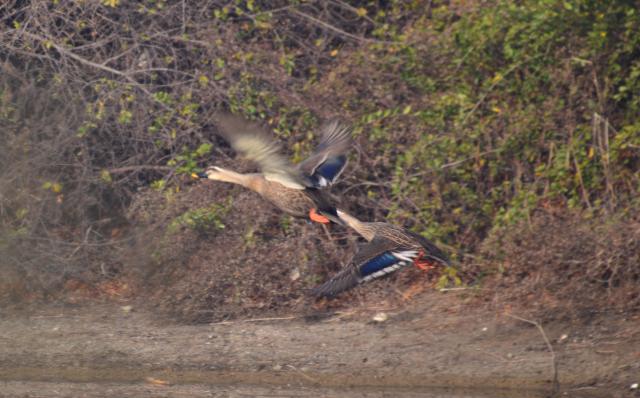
[1,292,639,398]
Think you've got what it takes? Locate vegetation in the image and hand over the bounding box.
[1,1,638,315]
[167,201,230,235]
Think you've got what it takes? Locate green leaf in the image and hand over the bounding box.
[195,143,212,157]
[100,170,112,183]
[117,109,132,124]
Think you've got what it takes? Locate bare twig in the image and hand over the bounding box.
[403,149,502,181]
[569,127,592,209]
[340,180,390,195]
[106,165,173,174]
[328,1,376,24]
[438,287,482,292]
[440,149,502,170]
[286,364,319,384]
[209,316,298,325]
[288,9,399,45]
[507,313,559,396]
[593,112,617,209]
[17,31,181,115]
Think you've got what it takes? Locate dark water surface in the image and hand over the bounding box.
[0,381,578,398]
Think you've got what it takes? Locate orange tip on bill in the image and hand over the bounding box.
[309,208,330,224]
[191,173,199,179]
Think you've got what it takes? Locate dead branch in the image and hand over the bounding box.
[107,165,173,174]
[507,313,560,396]
[18,31,180,115]
[288,9,398,45]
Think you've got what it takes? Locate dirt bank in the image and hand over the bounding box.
[1,292,638,397]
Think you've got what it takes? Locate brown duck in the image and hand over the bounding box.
[196,115,351,224]
[312,210,450,297]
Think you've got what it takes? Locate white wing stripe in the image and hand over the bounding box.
[360,261,409,283]
[317,176,329,187]
[391,250,419,262]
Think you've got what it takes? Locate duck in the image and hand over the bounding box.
[195,115,351,224]
[312,209,450,297]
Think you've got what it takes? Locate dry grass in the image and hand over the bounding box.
[124,180,345,323]
[481,211,640,320]
[120,181,448,323]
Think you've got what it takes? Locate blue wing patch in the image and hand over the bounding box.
[359,252,400,277]
[311,155,347,187]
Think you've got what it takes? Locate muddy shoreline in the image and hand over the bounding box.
[1,294,638,397]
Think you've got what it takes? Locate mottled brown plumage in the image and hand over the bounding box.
[197,115,351,223]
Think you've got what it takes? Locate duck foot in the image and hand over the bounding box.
[414,261,436,272]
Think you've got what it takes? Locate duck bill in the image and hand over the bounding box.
[192,172,208,179]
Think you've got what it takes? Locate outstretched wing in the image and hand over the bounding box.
[215,114,306,190]
[406,231,451,266]
[311,237,420,298]
[297,120,352,188]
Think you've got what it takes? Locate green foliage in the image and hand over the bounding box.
[167,200,231,235]
[117,109,132,124]
[100,170,113,184]
[0,226,28,252]
[153,91,172,105]
[352,0,640,247]
[436,266,462,290]
[41,181,63,193]
[167,143,213,175]
[279,54,295,76]
[227,72,277,120]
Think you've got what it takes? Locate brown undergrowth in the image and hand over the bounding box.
[121,184,639,324]
[480,211,640,320]
[121,182,448,323]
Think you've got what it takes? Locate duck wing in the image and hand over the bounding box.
[311,237,420,297]
[405,230,450,266]
[375,224,450,266]
[296,120,351,188]
[215,114,306,190]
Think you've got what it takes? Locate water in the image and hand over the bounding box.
[0,381,559,398]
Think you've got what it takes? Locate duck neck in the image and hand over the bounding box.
[337,210,375,241]
[207,167,262,191]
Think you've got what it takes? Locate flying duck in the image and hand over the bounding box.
[312,210,450,297]
[195,115,351,224]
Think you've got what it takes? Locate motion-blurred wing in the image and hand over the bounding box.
[215,114,306,190]
[310,262,360,298]
[297,120,351,188]
[312,237,419,297]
